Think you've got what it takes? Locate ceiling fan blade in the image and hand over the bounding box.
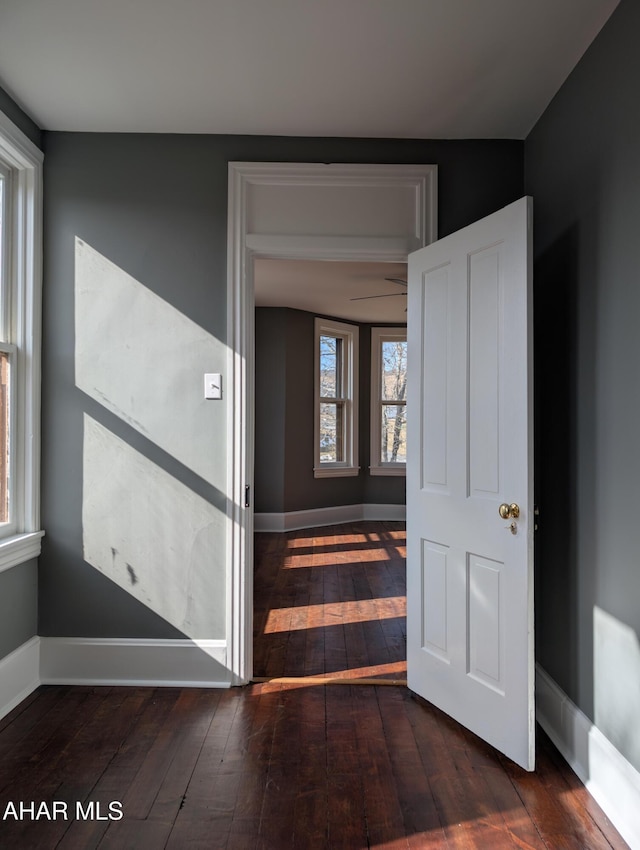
[384,277,408,287]
[350,292,408,301]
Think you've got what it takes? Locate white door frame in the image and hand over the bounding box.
[225,162,437,684]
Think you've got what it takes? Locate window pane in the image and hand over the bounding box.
[320,335,342,398]
[0,174,6,341]
[381,340,407,401]
[381,404,407,463]
[0,176,4,274]
[0,351,9,523]
[0,177,4,324]
[320,402,344,462]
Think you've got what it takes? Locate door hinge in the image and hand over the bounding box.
[244,485,251,508]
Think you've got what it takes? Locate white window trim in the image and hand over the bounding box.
[314,317,359,478]
[370,326,407,477]
[0,110,44,573]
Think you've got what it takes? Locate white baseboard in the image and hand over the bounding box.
[536,664,640,850]
[39,637,231,688]
[0,636,40,721]
[255,502,406,532]
[363,503,406,522]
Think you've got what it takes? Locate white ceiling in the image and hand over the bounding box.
[255,259,408,324]
[0,0,619,138]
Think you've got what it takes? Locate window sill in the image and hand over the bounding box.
[0,531,45,575]
[369,466,406,477]
[314,466,360,479]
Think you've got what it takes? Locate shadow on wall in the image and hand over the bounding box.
[534,224,586,704]
[75,239,228,645]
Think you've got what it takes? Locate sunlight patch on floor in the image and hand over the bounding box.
[264,596,406,632]
[283,547,398,567]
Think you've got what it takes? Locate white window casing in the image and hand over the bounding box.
[370,326,407,476]
[0,110,44,573]
[314,317,359,478]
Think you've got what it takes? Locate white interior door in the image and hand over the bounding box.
[406,197,534,771]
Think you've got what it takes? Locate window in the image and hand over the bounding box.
[314,318,359,477]
[0,111,43,572]
[0,163,15,526]
[370,328,407,476]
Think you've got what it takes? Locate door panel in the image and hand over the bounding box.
[407,197,534,771]
[421,266,450,490]
[421,539,450,663]
[467,553,504,693]
[468,249,501,497]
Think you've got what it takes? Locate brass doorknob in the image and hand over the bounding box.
[498,503,520,519]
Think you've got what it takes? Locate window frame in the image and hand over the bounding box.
[370,326,407,477]
[314,317,359,478]
[0,110,44,573]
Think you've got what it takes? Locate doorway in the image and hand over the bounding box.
[225,162,437,685]
[252,257,409,682]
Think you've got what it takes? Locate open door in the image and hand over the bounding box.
[406,197,534,770]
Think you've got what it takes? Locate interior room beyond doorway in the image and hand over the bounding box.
[253,259,408,681]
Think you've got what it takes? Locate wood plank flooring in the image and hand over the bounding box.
[253,522,407,681]
[0,683,629,849]
[0,522,629,849]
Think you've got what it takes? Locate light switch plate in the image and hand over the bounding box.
[204,373,222,399]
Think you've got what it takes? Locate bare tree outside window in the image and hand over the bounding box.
[319,335,344,462]
[381,340,407,463]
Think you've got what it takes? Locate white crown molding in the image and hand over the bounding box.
[39,637,231,688]
[536,664,640,850]
[255,503,406,533]
[0,636,40,722]
[246,234,416,262]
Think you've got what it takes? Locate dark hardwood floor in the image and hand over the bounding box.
[253,522,407,682]
[0,522,629,849]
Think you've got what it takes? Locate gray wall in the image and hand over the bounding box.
[0,561,38,659]
[255,308,288,512]
[41,133,523,640]
[526,0,640,772]
[255,307,406,513]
